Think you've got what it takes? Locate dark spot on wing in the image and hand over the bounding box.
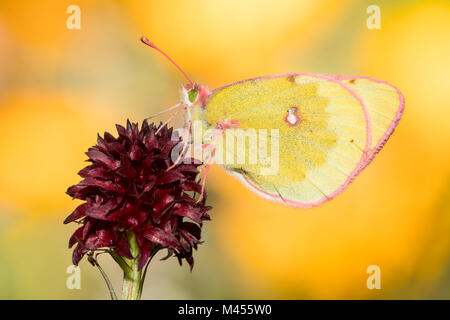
[287,75,296,83]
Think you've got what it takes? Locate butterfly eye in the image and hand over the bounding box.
[188,89,199,103]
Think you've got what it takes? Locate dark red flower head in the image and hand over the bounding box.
[65,120,211,270]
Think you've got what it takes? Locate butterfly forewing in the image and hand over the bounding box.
[205,74,376,207]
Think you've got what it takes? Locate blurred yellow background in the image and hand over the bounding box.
[0,0,449,299]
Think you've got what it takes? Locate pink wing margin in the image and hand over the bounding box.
[212,73,404,208]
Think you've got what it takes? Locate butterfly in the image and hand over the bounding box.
[141,37,405,208]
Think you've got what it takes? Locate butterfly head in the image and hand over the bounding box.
[181,83,211,108]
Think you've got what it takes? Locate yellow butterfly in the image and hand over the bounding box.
[141,37,405,208]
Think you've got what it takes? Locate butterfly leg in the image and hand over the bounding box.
[195,123,226,202]
[167,119,192,171]
[196,144,216,203]
[155,105,184,135]
[145,103,182,120]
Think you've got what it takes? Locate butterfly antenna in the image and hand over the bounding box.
[141,36,194,85]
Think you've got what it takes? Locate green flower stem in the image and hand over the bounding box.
[122,259,142,300]
[108,233,160,300]
[120,232,142,300]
